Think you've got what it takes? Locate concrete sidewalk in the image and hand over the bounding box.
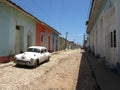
[86,52,120,90]
[0,61,15,68]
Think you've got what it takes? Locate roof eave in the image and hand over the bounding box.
[2,0,61,35]
[87,0,104,34]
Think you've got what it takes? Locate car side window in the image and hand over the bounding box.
[37,49,40,53]
[44,49,47,52]
[41,49,44,54]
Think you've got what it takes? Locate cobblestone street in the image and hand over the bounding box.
[0,49,98,90]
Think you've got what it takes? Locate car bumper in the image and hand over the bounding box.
[14,59,34,66]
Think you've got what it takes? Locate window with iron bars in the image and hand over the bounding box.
[111,30,116,48]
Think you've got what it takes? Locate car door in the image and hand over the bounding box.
[44,49,48,60]
[40,49,45,62]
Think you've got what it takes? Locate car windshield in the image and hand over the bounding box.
[27,48,40,53]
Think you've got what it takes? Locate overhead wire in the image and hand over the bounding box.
[66,32,84,45]
[59,0,64,29]
[50,0,52,20]
[26,0,52,21]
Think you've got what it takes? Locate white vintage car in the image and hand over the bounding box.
[14,46,51,67]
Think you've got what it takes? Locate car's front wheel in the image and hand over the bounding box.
[16,63,21,67]
[33,60,38,68]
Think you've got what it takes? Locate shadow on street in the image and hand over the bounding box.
[76,51,100,90]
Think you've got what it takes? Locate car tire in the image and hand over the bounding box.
[33,60,38,68]
[47,56,50,61]
[16,63,21,67]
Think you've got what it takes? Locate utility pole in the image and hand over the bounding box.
[65,32,68,50]
[84,33,85,43]
[83,33,85,49]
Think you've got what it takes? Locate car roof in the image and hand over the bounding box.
[28,46,47,50]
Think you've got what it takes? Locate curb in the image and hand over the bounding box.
[0,61,15,68]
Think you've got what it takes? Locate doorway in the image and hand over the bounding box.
[15,25,23,53]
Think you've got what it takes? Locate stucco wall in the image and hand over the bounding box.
[59,37,65,50]
[88,0,119,67]
[0,3,36,56]
[117,0,120,63]
[103,0,118,67]
[52,32,59,51]
[0,3,10,56]
[36,22,52,52]
[9,7,36,54]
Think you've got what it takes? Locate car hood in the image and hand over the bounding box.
[15,52,39,60]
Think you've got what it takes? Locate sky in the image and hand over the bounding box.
[11,0,91,45]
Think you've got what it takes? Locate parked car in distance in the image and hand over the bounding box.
[14,46,51,68]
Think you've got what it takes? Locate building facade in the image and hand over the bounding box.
[87,0,120,69]
[36,22,60,52]
[59,37,70,50]
[0,0,60,63]
[36,22,52,52]
[52,32,60,52]
[0,0,36,63]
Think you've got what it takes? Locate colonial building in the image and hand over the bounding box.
[52,31,61,52]
[36,22,61,52]
[59,37,73,50]
[0,0,60,63]
[87,0,120,69]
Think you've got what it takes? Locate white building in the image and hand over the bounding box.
[87,0,120,70]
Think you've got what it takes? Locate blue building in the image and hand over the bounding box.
[52,32,60,52]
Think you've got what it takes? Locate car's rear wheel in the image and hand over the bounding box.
[47,56,50,61]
